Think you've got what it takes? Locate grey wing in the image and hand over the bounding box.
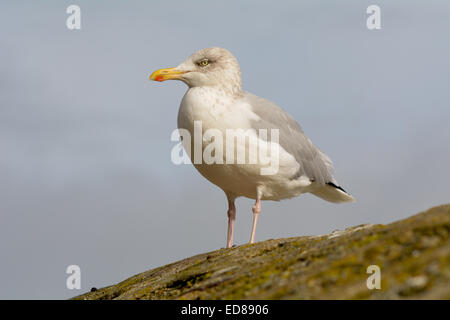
[244,91,336,185]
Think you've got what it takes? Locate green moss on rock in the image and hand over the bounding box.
[73,204,450,300]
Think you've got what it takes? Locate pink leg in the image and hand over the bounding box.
[226,195,236,248]
[249,198,261,244]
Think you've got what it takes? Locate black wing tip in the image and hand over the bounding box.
[326,182,348,194]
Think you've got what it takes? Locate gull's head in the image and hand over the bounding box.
[150,47,242,94]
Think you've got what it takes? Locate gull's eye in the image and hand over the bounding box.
[198,59,209,67]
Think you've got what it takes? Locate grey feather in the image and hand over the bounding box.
[244,92,336,185]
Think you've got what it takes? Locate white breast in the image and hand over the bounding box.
[177,87,312,200]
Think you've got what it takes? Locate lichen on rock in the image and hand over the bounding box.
[74,204,450,300]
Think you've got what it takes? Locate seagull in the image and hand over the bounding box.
[150,47,355,248]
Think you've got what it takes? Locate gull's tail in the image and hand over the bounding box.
[311,182,355,203]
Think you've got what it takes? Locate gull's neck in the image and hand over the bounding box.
[191,82,243,98]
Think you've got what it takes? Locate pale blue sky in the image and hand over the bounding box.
[0,1,449,299]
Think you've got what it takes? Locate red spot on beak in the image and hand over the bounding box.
[155,75,164,82]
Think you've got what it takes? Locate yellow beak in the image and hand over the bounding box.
[149,67,186,82]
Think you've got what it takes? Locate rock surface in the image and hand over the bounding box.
[74,204,450,300]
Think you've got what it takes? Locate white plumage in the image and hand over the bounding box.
[150,47,354,248]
